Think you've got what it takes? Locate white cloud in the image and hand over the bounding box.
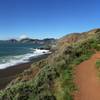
[19,34,28,40]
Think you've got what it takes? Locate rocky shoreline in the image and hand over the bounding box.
[0,54,50,90]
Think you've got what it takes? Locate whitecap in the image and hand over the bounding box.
[0,49,51,69]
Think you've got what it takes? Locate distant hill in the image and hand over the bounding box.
[58,28,100,44]
[19,38,56,45]
[0,38,56,45]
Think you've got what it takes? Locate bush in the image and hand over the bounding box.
[96,60,100,69]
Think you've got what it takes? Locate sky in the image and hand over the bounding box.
[0,0,99,40]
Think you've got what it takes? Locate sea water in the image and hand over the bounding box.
[0,42,50,69]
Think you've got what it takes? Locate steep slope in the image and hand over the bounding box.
[0,28,100,100]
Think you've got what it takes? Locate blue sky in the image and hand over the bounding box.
[0,0,99,39]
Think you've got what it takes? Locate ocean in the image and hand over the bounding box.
[0,42,50,69]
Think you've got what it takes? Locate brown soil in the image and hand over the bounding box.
[0,63,31,90]
[74,52,100,100]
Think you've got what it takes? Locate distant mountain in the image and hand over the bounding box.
[0,39,18,44]
[19,38,35,43]
[19,38,56,44]
[0,38,56,45]
[7,39,18,43]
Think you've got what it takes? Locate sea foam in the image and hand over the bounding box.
[0,49,51,69]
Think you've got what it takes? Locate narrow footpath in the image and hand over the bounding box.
[74,52,100,100]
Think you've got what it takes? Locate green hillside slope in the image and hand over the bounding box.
[0,28,100,100]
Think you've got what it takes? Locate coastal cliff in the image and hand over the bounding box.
[0,28,100,100]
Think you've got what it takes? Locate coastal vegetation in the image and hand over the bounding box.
[0,28,100,100]
[96,60,100,77]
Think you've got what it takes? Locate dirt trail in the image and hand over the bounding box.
[74,52,100,100]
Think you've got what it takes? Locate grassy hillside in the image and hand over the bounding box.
[0,28,100,100]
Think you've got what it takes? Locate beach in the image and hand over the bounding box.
[0,54,49,90]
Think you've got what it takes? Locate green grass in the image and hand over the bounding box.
[96,60,100,69]
[96,60,100,77]
[52,43,95,100]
